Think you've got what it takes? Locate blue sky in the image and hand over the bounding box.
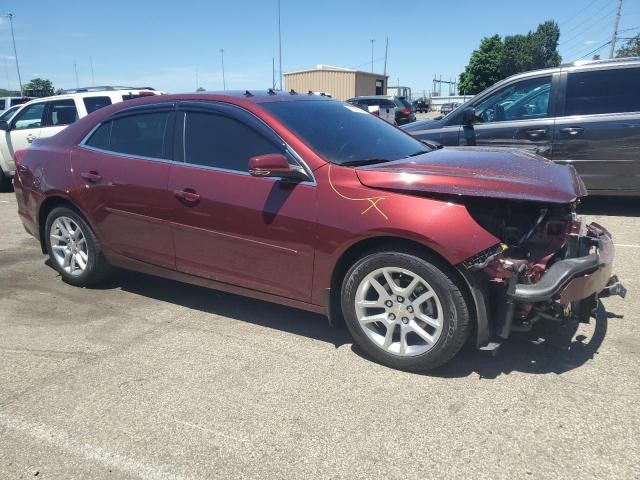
[1,0,639,94]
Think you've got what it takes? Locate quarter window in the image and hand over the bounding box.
[84,111,170,159]
[83,96,112,114]
[474,76,552,123]
[12,103,45,130]
[565,68,640,116]
[43,99,78,127]
[183,111,281,171]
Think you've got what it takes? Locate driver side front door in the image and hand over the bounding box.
[460,74,556,158]
[0,102,45,173]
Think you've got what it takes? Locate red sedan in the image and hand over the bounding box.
[12,91,623,371]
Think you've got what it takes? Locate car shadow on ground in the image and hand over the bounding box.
[94,268,620,379]
[578,196,640,217]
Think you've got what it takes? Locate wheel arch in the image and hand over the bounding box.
[37,195,89,254]
[327,235,485,345]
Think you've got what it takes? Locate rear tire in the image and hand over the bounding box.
[341,249,471,372]
[45,206,113,286]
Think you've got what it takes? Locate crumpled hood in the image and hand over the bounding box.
[355,147,587,204]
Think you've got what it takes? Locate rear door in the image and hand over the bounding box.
[168,101,317,301]
[376,99,396,124]
[73,104,176,268]
[459,74,556,157]
[552,66,640,193]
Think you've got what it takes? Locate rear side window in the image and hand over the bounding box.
[183,111,280,171]
[85,111,169,159]
[44,99,78,127]
[83,96,112,114]
[565,68,640,116]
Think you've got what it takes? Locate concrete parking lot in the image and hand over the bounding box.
[0,190,638,479]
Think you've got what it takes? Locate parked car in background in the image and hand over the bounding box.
[402,57,640,196]
[13,91,622,371]
[414,100,429,113]
[0,96,33,113]
[346,96,396,124]
[393,96,416,125]
[0,87,160,191]
[439,103,459,115]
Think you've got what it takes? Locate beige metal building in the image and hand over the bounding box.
[283,65,389,101]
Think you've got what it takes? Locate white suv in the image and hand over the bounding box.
[0,88,161,190]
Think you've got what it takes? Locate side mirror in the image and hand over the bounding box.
[248,153,309,181]
[461,107,476,126]
[0,119,10,131]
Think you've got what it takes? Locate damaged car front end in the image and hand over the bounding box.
[356,147,626,350]
[462,198,626,349]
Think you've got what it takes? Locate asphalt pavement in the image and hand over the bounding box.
[0,191,638,479]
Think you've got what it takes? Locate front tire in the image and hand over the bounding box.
[45,206,112,286]
[341,250,471,372]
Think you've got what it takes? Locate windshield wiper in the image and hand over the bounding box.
[405,150,429,158]
[340,158,390,167]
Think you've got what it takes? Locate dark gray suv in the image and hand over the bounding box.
[402,57,640,196]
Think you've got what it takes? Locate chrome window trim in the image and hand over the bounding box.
[77,143,316,186]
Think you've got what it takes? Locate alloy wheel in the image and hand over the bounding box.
[354,267,444,356]
[49,216,89,277]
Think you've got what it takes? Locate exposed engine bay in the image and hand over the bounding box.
[462,198,626,346]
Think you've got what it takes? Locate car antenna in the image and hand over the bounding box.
[267,88,277,95]
[289,89,297,95]
[244,90,254,97]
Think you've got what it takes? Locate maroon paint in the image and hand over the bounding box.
[13,92,584,314]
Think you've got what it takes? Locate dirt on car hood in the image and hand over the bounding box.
[355,147,587,204]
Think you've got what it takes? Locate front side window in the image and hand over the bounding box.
[44,99,78,127]
[10,97,31,107]
[183,111,281,171]
[474,76,552,123]
[262,100,429,165]
[12,103,45,130]
[565,68,640,116]
[84,111,169,159]
[83,96,112,114]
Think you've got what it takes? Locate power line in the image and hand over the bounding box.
[558,0,601,26]
[577,40,611,60]
[561,7,617,47]
[561,1,617,40]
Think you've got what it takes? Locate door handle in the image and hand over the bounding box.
[560,127,584,136]
[80,171,102,183]
[524,128,548,138]
[26,133,37,143]
[173,189,201,204]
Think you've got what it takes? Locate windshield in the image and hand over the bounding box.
[262,100,430,165]
[0,105,20,121]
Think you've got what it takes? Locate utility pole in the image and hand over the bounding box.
[278,0,283,90]
[7,13,23,95]
[609,0,623,58]
[195,71,199,91]
[272,57,276,90]
[383,37,388,76]
[370,39,375,72]
[90,57,95,86]
[220,49,226,90]
[74,62,79,88]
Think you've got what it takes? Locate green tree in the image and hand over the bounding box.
[460,21,561,94]
[616,34,640,58]
[459,35,504,95]
[23,78,55,96]
[196,86,206,92]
